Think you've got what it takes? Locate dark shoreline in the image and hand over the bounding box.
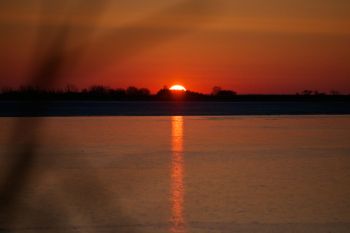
[1,101,350,117]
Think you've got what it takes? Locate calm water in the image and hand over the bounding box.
[1,101,350,116]
[0,116,350,232]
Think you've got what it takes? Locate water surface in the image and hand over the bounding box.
[1,101,350,116]
[0,116,350,232]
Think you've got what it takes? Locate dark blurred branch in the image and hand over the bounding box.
[0,0,218,231]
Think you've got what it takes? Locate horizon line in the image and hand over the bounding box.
[0,85,348,96]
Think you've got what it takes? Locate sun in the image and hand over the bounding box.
[169,85,186,91]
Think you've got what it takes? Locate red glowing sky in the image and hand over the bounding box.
[0,0,350,94]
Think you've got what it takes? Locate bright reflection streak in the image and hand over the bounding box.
[171,116,186,233]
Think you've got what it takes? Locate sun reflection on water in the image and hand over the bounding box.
[171,116,186,233]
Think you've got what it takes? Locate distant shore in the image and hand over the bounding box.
[1,101,349,117]
[1,86,349,102]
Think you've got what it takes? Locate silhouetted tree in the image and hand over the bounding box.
[156,87,172,100]
[0,86,13,94]
[330,90,340,95]
[139,88,151,96]
[126,86,138,96]
[211,86,222,96]
[302,90,313,95]
[211,87,237,100]
[65,84,78,93]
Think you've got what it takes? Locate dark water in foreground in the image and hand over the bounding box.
[0,116,350,233]
[0,101,350,116]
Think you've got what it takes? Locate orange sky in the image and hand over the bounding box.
[0,0,350,94]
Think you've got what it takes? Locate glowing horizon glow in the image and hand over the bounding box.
[169,85,186,92]
[1,1,350,94]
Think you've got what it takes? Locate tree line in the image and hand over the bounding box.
[0,85,348,101]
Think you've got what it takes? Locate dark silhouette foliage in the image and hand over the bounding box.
[0,86,348,102]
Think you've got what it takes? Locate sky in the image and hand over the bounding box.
[0,0,349,94]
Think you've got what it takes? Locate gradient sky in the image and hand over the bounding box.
[0,0,349,94]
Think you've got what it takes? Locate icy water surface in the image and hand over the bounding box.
[0,116,350,233]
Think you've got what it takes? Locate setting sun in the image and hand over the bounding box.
[169,85,186,91]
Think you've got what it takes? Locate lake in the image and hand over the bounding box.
[0,116,350,232]
[1,101,350,116]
